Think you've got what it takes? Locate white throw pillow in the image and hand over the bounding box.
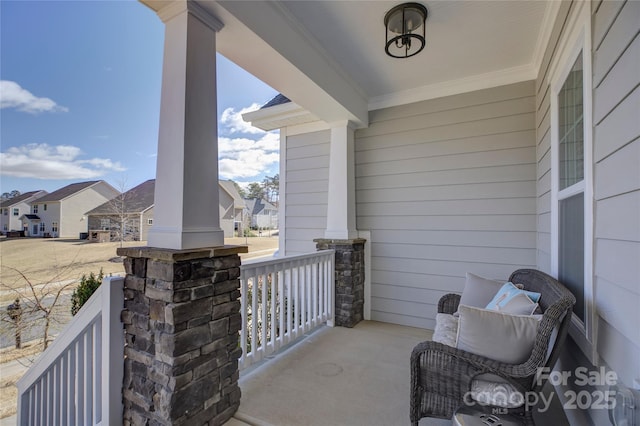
[456,304,541,364]
[432,313,458,347]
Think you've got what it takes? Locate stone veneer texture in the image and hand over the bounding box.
[119,249,243,426]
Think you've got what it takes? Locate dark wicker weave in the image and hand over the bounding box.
[410,269,576,425]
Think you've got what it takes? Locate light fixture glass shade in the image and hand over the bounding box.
[384,2,428,58]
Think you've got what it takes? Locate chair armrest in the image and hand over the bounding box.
[411,340,537,390]
[438,293,461,314]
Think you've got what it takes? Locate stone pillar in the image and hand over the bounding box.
[118,245,247,426]
[314,238,366,328]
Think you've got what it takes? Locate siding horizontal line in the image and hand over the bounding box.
[356,147,536,166]
[356,125,535,153]
[596,135,640,164]
[371,270,465,281]
[595,188,640,202]
[356,163,536,179]
[356,179,536,191]
[358,213,537,218]
[595,81,640,126]
[357,196,535,204]
[371,256,536,268]
[595,25,638,82]
[371,242,536,251]
[370,309,434,320]
[368,94,536,127]
[371,293,442,305]
[594,236,640,244]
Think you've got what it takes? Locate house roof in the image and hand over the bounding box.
[219,180,246,209]
[36,181,103,203]
[262,94,291,109]
[20,214,41,221]
[86,179,246,216]
[0,191,47,208]
[86,179,155,216]
[244,198,278,215]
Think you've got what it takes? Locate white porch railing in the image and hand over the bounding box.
[239,250,335,370]
[16,276,124,426]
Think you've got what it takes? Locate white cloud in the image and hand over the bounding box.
[220,103,263,135]
[0,143,125,179]
[218,132,279,179]
[0,80,68,114]
[216,103,280,179]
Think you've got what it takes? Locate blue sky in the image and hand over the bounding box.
[0,0,278,194]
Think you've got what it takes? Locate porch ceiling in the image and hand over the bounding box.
[142,0,557,125]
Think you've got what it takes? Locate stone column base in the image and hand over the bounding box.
[117,245,247,426]
[314,238,366,328]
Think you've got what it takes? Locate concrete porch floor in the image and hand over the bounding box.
[229,321,450,426]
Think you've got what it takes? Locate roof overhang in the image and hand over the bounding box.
[140,0,369,128]
[242,100,318,132]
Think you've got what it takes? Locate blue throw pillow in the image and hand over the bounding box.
[485,282,541,312]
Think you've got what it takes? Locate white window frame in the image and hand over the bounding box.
[33,205,38,214]
[13,208,19,216]
[148,218,153,225]
[549,3,595,364]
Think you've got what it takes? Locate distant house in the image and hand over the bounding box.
[218,180,246,237]
[85,179,246,241]
[86,179,155,242]
[23,181,120,238]
[244,198,278,230]
[0,191,47,234]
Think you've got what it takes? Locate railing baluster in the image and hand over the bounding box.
[270,270,277,352]
[240,275,248,368]
[251,275,258,363]
[286,268,292,344]
[261,272,267,357]
[236,251,335,372]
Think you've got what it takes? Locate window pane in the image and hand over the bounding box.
[559,192,584,321]
[558,52,584,190]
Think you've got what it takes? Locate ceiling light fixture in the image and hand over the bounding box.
[384,2,428,58]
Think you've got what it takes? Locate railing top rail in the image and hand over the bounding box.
[240,250,335,270]
[16,275,125,392]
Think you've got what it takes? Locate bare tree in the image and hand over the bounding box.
[96,178,136,247]
[1,265,77,350]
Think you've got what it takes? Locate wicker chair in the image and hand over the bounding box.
[410,269,576,425]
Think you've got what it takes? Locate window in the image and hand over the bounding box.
[3,224,7,231]
[3,209,7,216]
[557,53,585,322]
[52,222,58,233]
[100,218,110,230]
[147,218,153,225]
[13,208,19,216]
[549,5,594,361]
[39,222,45,233]
[32,205,38,214]
[43,204,47,211]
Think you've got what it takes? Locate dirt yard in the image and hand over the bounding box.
[0,235,278,420]
[0,236,278,303]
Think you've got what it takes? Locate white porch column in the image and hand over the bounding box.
[325,121,358,239]
[148,1,225,250]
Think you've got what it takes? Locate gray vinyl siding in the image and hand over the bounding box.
[284,130,330,255]
[534,0,640,406]
[592,0,640,387]
[356,81,538,329]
